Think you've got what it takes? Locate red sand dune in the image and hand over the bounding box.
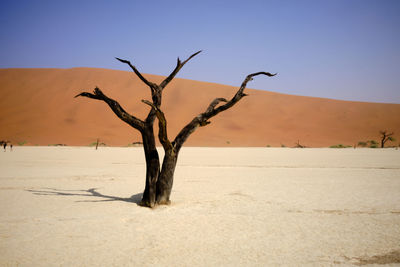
[0,68,399,147]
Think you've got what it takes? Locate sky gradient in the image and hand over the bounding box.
[1,0,399,103]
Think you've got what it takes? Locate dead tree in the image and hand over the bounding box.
[379,130,395,148]
[294,140,305,148]
[76,51,275,207]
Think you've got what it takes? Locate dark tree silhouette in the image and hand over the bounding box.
[75,51,275,207]
[379,130,395,148]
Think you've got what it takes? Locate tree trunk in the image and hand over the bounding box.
[140,125,160,208]
[156,151,178,205]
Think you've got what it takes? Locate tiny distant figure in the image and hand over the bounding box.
[3,142,6,152]
[10,144,13,152]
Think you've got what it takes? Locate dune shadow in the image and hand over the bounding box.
[27,187,143,205]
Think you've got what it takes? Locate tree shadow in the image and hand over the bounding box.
[27,187,143,205]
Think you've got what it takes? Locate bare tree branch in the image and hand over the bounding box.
[114,57,160,125]
[75,87,145,131]
[379,130,394,137]
[206,98,228,113]
[159,50,202,90]
[173,72,276,151]
[115,57,158,90]
[142,100,173,152]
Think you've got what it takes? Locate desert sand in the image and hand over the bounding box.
[1,146,399,266]
[1,68,400,147]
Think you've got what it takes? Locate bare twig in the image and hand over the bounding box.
[115,58,158,90]
[159,50,202,90]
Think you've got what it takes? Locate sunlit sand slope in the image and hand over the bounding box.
[1,68,399,147]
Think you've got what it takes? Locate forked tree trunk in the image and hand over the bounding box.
[156,152,178,204]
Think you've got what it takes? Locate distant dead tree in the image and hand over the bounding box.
[294,140,305,148]
[0,140,9,146]
[379,130,395,148]
[76,51,275,207]
[1,140,10,151]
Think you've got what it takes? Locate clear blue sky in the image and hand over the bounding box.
[1,0,399,103]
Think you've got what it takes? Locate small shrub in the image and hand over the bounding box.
[357,140,381,148]
[329,144,351,148]
[357,141,368,147]
[266,144,271,147]
[388,136,396,142]
[367,140,378,148]
[18,141,27,146]
[281,144,286,147]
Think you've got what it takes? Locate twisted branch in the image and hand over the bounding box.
[75,87,145,131]
[206,98,228,113]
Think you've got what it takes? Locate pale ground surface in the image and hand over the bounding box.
[0,147,399,266]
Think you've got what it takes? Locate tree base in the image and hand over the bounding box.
[157,199,171,205]
[139,199,171,208]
